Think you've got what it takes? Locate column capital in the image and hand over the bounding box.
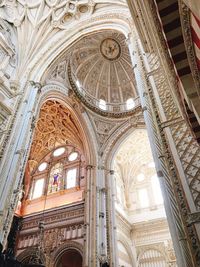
[86,164,94,170]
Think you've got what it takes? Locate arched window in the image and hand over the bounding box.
[56,249,82,267]
[30,146,82,199]
[31,178,45,199]
[66,168,77,189]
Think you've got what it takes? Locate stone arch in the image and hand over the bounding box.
[117,232,136,267]
[17,85,97,266]
[17,247,46,264]
[22,84,98,204]
[137,246,168,267]
[34,83,98,166]
[52,240,83,267]
[29,15,134,83]
[104,126,145,170]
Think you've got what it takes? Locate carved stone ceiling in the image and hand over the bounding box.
[29,100,84,169]
[71,30,137,104]
[114,129,156,190]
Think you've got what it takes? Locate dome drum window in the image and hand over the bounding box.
[76,80,82,93]
[137,173,145,182]
[99,99,107,110]
[126,98,135,110]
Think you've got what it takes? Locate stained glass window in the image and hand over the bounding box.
[48,163,63,193]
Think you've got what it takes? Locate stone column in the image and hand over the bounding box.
[127,34,196,267]
[0,82,41,244]
[85,165,97,267]
[106,169,119,267]
[96,164,108,267]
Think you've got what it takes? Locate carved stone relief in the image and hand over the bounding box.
[0,19,18,95]
[29,100,84,164]
[86,108,144,154]
[0,1,94,28]
[0,104,10,145]
[149,55,200,209]
[16,204,84,255]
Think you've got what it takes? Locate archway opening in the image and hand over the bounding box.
[111,129,177,266]
[13,99,89,266]
[56,249,82,267]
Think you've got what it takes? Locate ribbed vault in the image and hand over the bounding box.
[114,129,156,197]
[29,100,84,167]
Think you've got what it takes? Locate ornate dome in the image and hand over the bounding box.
[70,30,138,113]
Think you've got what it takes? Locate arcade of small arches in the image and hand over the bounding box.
[0,1,200,267]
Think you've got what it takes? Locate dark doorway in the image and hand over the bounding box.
[57,249,82,267]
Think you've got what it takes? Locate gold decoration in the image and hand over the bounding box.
[29,100,83,164]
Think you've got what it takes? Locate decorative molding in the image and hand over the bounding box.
[187,212,200,225]
[160,117,184,129]
[179,1,200,97]
[17,247,46,264]
[68,63,141,118]
[116,211,131,237]
[0,1,94,28]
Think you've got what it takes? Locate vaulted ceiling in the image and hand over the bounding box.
[114,129,156,195]
[71,30,137,105]
[29,100,84,169]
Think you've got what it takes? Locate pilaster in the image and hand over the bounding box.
[0,82,41,244]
